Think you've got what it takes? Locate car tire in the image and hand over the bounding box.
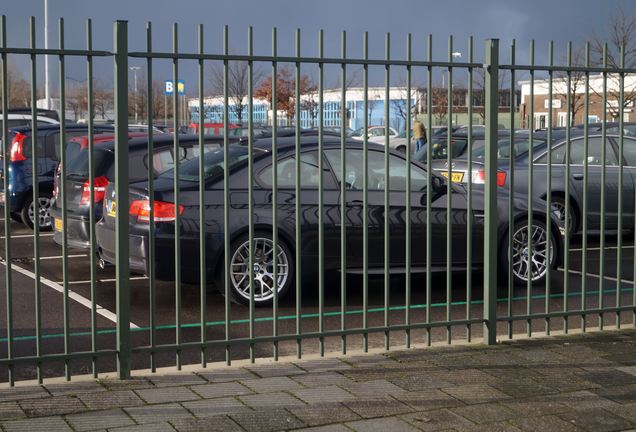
[10,212,22,223]
[503,218,558,286]
[20,192,54,231]
[550,195,577,235]
[217,231,294,306]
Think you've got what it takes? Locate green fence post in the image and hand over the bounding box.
[483,39,499,345]
[114,20,130,379]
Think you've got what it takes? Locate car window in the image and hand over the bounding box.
[324,149,427,192]
[570,137,617,165]
[258,151,323,188]
[534,142,567,164]
[618,139,636,166]
[165,145,263,181]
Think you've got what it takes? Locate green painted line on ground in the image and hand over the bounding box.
[1,286,634,344]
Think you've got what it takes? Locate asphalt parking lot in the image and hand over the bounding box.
[1,216,635,383]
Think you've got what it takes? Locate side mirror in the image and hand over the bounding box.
[431,175,445,193]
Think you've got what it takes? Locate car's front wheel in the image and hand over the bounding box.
[503,219,558,286]
[219,232,294,306]
[21,193,54,231]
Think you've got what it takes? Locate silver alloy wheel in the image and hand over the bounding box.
[28,196,53,228]
[230,237,289,302]
[551,201,572,234]
[511,224,553,283]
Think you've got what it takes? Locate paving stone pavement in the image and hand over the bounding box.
[1,329,636,431]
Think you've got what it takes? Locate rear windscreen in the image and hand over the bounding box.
[66,148,113,179]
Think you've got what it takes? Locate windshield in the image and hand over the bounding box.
[161,145,264,181]
[471,138,547,160]
[350,127,365,137]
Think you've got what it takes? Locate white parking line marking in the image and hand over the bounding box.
[0,260,140,329]
[56,276,148,285]
[557,267,635,286]
[0,232,55,239]
[39,254,87,260]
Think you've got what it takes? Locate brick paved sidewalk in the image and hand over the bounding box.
[2,329,636,431]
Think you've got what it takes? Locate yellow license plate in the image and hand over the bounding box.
[54,218,63,232]
[440,171,464,182]
[107,200,117,217]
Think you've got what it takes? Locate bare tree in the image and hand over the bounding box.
[66,82,88,122]
[391,74,423,132]
[472,68,510,123]
[431,88,448,125]
[553,47,587,126]
[0,62,32,108]
[93,84,114,120]
[208,59,263,124]
[591,8,636,121]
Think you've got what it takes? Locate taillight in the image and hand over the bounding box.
[472,170,507,187]
[10,133,27,162]
[129,199,184,223]
[79,176,109,205]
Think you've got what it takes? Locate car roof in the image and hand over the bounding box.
[9,124,114,134]
[95,133,231,152]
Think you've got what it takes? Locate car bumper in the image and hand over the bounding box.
[51,209,93,250]
[95,222,204,282]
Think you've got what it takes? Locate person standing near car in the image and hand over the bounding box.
[413,109,427,152]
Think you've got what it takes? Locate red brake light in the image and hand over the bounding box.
[10,133,27,162]
[80,176,109,205]
[472,169,506,187]
[496,171,507,187]
[129,199,184,223]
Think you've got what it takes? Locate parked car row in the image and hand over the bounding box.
[15,121,623,307]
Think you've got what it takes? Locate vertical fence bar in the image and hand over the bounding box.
[362,32,369,352]
[545,41,553,336]
[86,19,98,377]
[582,42,590,332]
[425,34,433,346]
[340,30,347,355]
[564,41,572,334]
[483,39,499,345]
[198,23,207,367]
[445,35,453,345]
[58,17,71,380]
[27,17,44,384]
[271,27,279,361]
[319,29,325,357]
[616,44,625,329]
[467,36,474,342]
[247,26,255,363]
[294,28,302,358]
[114,20,131,379]
[507,39,516,339]
[172,23,182,370]
[599,44,607,330]
[1,15,13,386]
[405,33,412,348]
[146,21,157,373]
[29,17,43,384]
[383,32,390,350]
[527,40,535,337]
[223,25,232,365]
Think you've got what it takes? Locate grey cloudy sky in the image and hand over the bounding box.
[1,0,633,91]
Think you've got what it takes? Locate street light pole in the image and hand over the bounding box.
[44,0,50,109]
[129,66,141,124]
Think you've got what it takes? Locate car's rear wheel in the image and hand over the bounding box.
[503,219,557,286]
[218,232,294,306]
[21,193,53,231]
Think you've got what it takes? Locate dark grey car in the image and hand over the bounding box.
[428,132,636,234]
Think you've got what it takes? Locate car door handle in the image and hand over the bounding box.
[572,173,584,180]
[348,200,364,206]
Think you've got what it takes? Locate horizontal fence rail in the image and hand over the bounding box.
[0,16,635,385]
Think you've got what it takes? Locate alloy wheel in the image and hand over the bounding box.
[511,223,554,283]
[230,237,289,302]
[28,196,53,229]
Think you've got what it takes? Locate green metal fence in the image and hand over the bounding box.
[1,17,636,385]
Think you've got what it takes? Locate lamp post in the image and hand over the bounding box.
[44,0,50,110]
[129,66,141,124]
